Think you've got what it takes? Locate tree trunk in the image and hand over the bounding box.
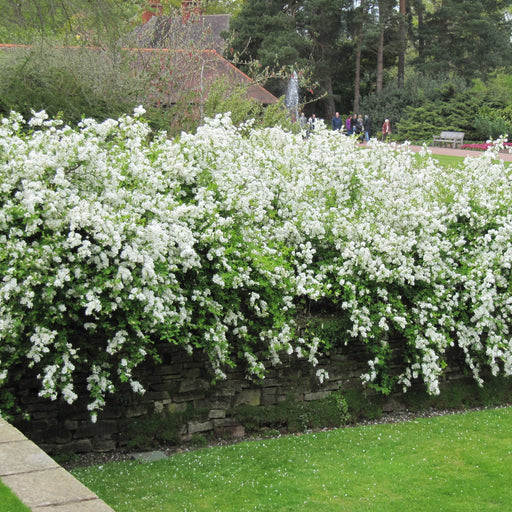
[376,2,384,94]
[323,74,336,120]
[415,0,424,60]
[353,0,364,112]
[398,0,406,89]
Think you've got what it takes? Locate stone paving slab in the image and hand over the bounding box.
[0,417,115,512]
[0,417,26,443]
[0,439,59,476]
[130,449,168,462]
[2,467,98,508]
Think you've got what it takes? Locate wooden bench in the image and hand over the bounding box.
[433,131,465,149]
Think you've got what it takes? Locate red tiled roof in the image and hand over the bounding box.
[133,47,278,105]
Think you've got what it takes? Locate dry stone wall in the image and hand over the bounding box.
[11,339,464,454]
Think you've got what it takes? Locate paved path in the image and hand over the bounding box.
[0,417,114,511]
[408,144,512,161]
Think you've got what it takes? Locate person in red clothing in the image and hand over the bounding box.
[381,118,391,141]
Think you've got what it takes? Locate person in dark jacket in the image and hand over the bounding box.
[332,112,342,131]
[350,113,358,135]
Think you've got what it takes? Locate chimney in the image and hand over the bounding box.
[181,0,202,23]
[142,1,163,24]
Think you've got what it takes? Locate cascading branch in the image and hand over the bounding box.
[1,108,512,421]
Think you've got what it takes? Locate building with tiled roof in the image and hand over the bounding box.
[129,1,278,106]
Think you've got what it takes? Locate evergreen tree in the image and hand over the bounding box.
[227,0,351,116]
[415,0,512,80]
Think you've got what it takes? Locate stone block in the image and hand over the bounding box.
[187,420,213,435]
[382,397,406,413]
[304,391,329,401]
[130,450,168,463]
[184,367,201,379]
[179,378,210,393]
[324,381,342,391]
[93,438,116,452]
[212,417,239,428]
[125,405,150,418]
[148,391,171,401]
[165,402,187,414]
[233,389,261,407]
[45,425,72,444]
[95,406,123,420]
[197,397,231,410]
[261,394,278,406]
[96,420,118,436]
[152,364,180,376]
[64,438,93,453]
[173,390,207,402]
[208,409,226,419]
[214,425,245,438]
[63,419,78,431]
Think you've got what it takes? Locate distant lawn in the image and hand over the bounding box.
[417,152,510,168]
[430,154,465,167]
[72,406,512,512]
[0,480,31,512]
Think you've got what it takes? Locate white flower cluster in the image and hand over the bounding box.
[1,109,512,418]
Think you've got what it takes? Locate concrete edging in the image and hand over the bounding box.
[0,417,114,511]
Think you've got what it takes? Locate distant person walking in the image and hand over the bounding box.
[364,115,371,142]
[381,118,391,141]
[350,114,358,136]
[345,115,352,135]
[299,111,307,130]
[354,115,364,141]
[332,112,342,131]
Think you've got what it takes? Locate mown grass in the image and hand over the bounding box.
[424,152,510,168]
[72,406,512,512]
[0,479,31,511]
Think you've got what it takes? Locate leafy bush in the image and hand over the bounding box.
[2,110,512,421]
[474,106,512,140]
[0,45,140,127]
[360,73,470,139]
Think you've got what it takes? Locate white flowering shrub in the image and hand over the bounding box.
[1,109,512,419]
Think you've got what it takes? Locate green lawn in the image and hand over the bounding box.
[72,406,512,511]
[0,479,31,512]
[423,152,510,168]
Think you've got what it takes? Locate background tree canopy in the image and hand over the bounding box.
[1,0,512,141]
[226,0,512,138]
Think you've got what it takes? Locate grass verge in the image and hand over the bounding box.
[0,479,31,512]
[72,406,512,512]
